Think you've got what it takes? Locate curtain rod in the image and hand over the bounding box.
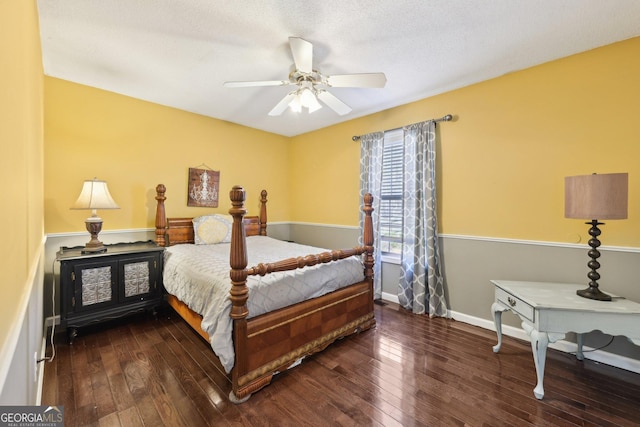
[351,114,453,141]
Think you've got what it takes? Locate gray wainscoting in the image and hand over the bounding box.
[44,225,640,373]
[287,222,360,250]
[0,244,45,405]
[439,235,640,369]
[285,224,640,372]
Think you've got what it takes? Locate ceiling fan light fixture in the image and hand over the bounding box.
[288,86,322,114]
[299,87,316,107]
[288,94,302,113]
[301,88,323,113]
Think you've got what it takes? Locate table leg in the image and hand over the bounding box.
[576,333,584,361]
[491,302,507,353]
[521,322,549,400]
[529,329,549,399]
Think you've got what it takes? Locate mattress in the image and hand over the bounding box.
[162,235,365,373]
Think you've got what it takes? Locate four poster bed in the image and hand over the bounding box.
[154,184,376,402]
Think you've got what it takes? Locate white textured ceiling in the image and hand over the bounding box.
[37,1,640,137]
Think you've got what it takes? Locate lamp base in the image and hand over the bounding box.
[577,286,612,301]
[576,219,612,301]
[82,218,108,254]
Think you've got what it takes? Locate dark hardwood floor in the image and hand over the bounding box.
[42,302,640,426]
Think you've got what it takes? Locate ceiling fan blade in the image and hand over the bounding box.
[316,90,352,115]
[223,80,290,88]
[268,92,297,116]
[289,37,313,73]
[325,73,387,88]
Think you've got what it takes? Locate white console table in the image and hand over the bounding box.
[490,280,640,399]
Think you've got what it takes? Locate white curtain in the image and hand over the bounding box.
[359,132,384,298]
[398,121,447,317]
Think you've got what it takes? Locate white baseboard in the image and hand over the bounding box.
[381,291,399,304]
[450,310,640,375]
[36,337,46,405]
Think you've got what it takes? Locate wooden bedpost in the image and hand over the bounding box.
[229,186,250,402]
[362,193,374,283]
[155,184,167,247]
[259,190,267,236]
[229,185,249,319]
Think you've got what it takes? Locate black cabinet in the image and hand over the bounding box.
[57,241,164,342]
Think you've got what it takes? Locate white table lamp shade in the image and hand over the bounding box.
[71,179,119,210]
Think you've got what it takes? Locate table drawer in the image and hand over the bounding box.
[496,287,534,322]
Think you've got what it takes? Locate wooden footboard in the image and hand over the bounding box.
[236,280,375,399]
[155,184,375,402]
[166,279,375,401]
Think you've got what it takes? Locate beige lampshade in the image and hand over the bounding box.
[71,179,119,210]
[565,173,628,220]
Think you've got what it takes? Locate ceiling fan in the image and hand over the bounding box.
[223,37,386,116]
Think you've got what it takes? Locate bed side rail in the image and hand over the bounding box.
[246,247,367,276]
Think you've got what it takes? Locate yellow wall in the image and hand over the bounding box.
[45,36,640,249]
[290,36,640,247]
[44,79,291,233]
[0,0,44,359]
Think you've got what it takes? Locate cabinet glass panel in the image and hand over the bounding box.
[124,261,150,297]
[81,266,113,306]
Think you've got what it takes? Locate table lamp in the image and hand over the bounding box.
[70,178,120,254]
[564,173,628,301]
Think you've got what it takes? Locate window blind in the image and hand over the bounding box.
[379,129,404,254]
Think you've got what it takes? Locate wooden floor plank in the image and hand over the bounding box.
[134,395,164,427]
[116,406,144,427]
[91,368,116,419]
[97,412,120,427]
[42,303,640,426]
[107,373,136,412]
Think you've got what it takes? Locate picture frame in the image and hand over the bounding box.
[187,167,220,207]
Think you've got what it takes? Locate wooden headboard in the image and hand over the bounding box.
[154,184,267,247]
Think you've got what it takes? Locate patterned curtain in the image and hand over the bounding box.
[398,121,447,316]
[359,132,384,298]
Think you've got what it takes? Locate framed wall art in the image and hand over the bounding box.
[187,166,220,207]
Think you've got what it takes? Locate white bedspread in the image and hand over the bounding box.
[162,235,365,373]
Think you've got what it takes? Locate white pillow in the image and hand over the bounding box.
[193,214,232,245]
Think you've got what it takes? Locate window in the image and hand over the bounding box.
[379,129,404,255]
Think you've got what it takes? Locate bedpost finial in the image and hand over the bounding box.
[230,185,246,206]
[363,193,374,218]
[156,184,166,199]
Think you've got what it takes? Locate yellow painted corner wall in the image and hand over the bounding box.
[0,0,43,356]
[44,78,290,234]
[287,121,363,225]
[290,36,640,247]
